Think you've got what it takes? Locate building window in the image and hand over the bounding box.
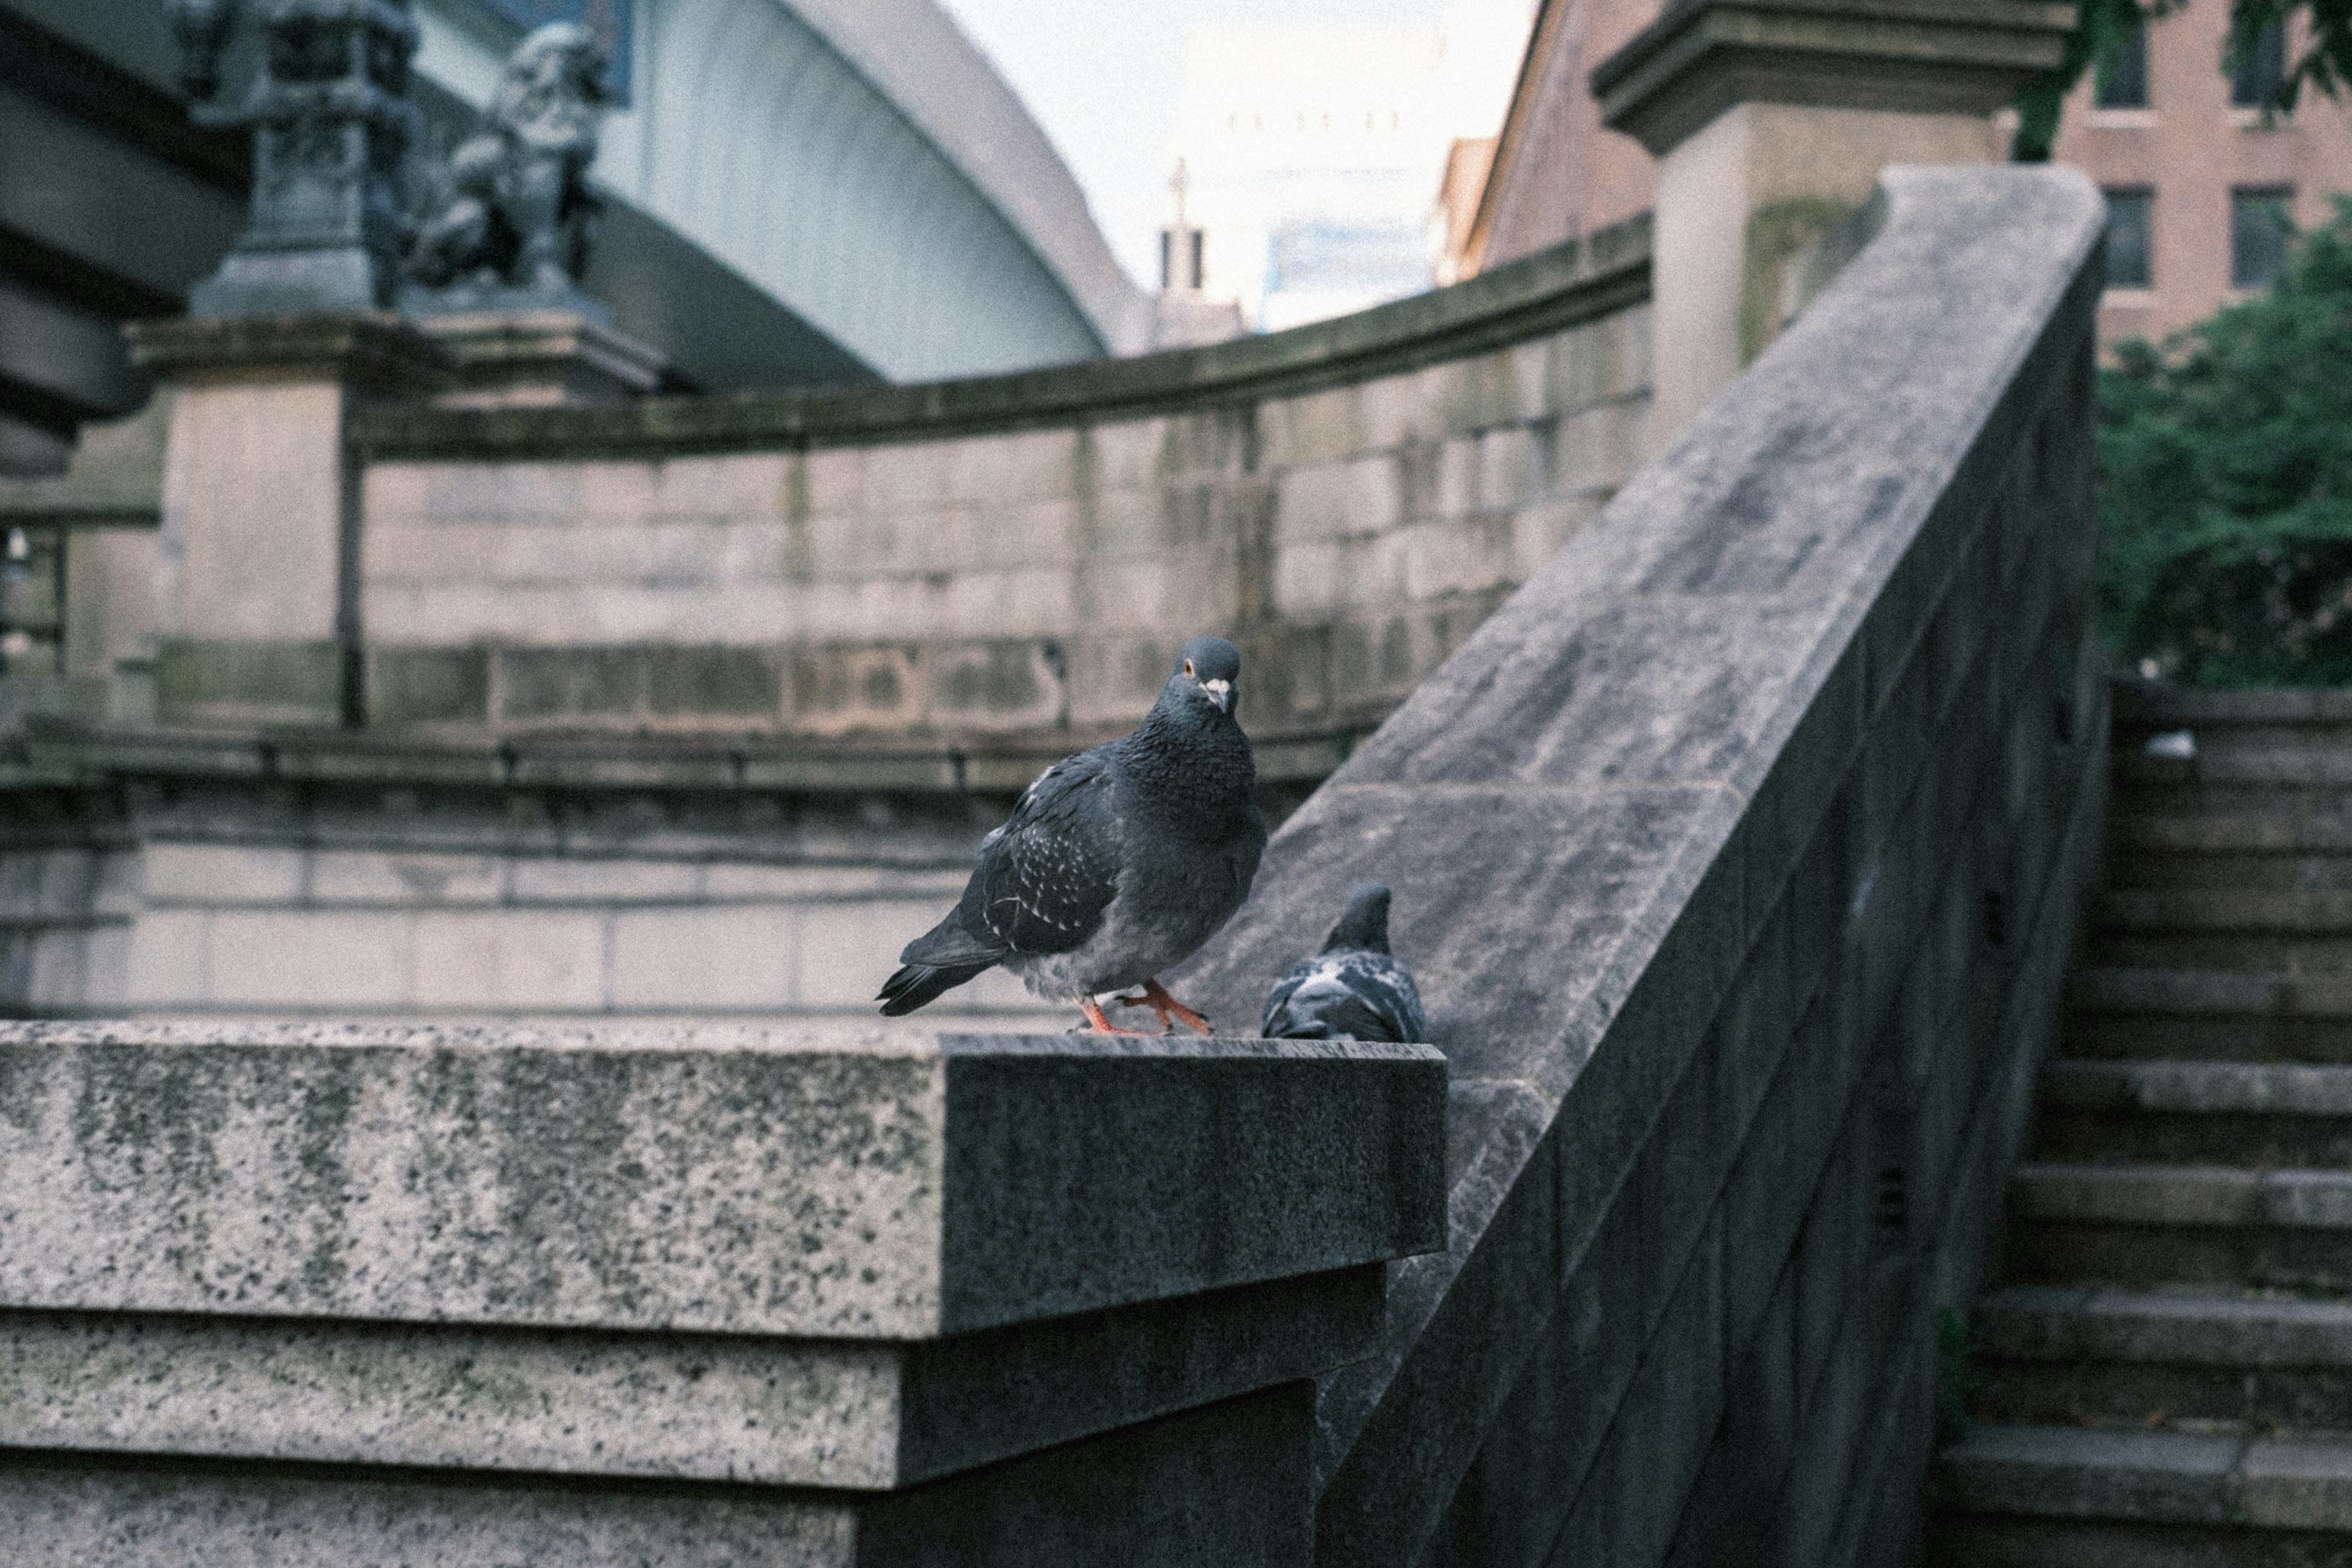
[2231,186,2294,287]
[2095,21,2149,107]
[2105,189,2152,288]
[2231,19,2288,107]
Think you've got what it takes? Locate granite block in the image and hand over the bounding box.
[140,843,305,907]
[0,1266,1379,1490]
[203,908,414,1007]
[0,1381,1317,1568]
[0,1022,1444,1338]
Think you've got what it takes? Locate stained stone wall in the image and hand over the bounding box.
[1174,165,2110,1566]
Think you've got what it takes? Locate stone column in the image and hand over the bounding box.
[126,315,448,727]
[1591,0,2073,453]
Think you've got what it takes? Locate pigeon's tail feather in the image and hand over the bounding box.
[878,959,997,1016]
[899,910,1004,968]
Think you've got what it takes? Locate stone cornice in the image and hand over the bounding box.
[125,312,454,398]
[1592,0,2076,155]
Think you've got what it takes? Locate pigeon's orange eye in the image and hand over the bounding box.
[1183,660,1194,676]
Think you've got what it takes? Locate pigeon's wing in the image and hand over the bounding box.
[1260,957,1319,1036]
[1363,952,1430,1042]
[946,750,1124,959]
[1263,952,1428,1042]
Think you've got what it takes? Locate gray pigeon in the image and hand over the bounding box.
[878,635,1267,1034]
[1261,881,1428,1042]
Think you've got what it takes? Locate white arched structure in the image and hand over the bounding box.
[419,0,1150,380]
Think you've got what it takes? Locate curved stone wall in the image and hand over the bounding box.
[347,219,1653,760]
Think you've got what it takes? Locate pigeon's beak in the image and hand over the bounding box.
[1202,678,1234,714]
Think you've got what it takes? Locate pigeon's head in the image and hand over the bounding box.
[1168,635,1242,718]
[1323,881,1392,954]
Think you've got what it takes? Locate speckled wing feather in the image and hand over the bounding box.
[1262,950,1428,1042]
[901,752,1123,966]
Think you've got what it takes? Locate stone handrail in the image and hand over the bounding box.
[1176,164,2108,1564]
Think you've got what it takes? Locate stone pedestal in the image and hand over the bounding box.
[415,311,670,408]
[126,314,450,728]
[1591,0,2073,453]
[0,1021,1447,1567]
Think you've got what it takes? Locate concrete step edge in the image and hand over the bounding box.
[2041,1060,2352,1118]
[2010,1163,2352,1231]
[1936,1421,2352,1532]
[2095,891,2352,935]
[1978,1285,2352,1370]
[2069,968,2309,1018]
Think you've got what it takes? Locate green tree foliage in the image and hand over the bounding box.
[2100,199,2352,684]
[2012,0,2352,160]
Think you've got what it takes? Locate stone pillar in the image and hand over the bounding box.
[0,1022,1447,1567]
[126,315,448,727]
[1591,0,2073,453]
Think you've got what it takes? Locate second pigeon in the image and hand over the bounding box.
[1261,881,1428,1042]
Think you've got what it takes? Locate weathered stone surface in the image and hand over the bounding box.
[0,1023,1444,1338]
[0,1382,1317,1568]
[1162,165,2105,1565]
[1934,1424,2240,1526]
[322,217,1656,741]
[0,1265,1379,1490]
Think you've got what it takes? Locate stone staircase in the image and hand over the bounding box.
[1932,688,2352,1565]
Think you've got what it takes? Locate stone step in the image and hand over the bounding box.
[2034,1060,2352,1166]
[1929,1423,2352,1562]
[2005,1164,2352,1292]
[2066,969,2352,1064]
[2087,932,2352,979]
[1973,1285,2352,1432]
[2112,685,2352,732]
[2115,748,2352,792]
[2098,891,2352,937]
[2114,814,2352,859]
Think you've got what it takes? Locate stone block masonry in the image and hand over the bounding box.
[1170,165,2109,1565]
[348,219,1652,743]
[0,780,1069,1027]
[0,1021,1447,1566]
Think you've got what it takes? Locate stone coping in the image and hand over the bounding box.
[0,714,1385,795]
[1593,0,2075,154]
[348,214,1653,461]
[125,313,454,398]
[0,1021,1446,1340]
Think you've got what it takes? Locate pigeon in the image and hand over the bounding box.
[877,635,1267,1034]
[1261,881,1428,1042]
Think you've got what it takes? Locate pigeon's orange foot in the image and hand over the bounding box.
[1080,996,1154,1035]
[1141,977,1214,1035]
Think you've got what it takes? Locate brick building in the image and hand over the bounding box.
[1452,0,2352,344]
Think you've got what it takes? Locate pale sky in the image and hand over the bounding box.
[936,0,1484,291]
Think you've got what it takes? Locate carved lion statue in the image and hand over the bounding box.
[405,23,608,296]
